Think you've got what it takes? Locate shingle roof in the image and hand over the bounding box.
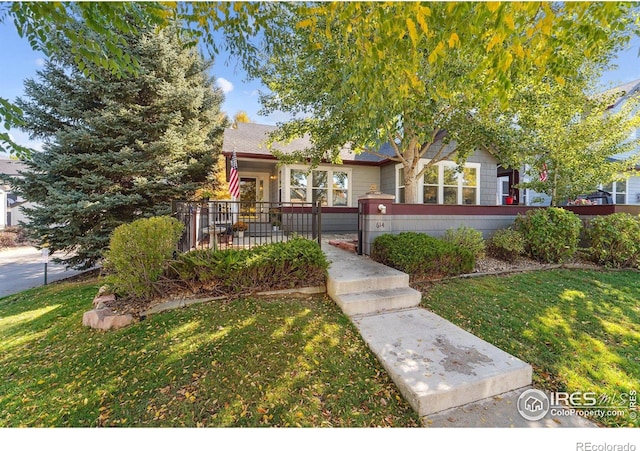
[602,78,640,109]
[0,159,27,176]
[222,122,386,163]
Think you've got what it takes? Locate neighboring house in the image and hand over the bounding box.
[515,78,640,206]
[0,158,30,229]
[604,78,640,205]
[221,123,501,231]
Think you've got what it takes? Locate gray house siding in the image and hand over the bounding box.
[350,165,381,204]
[627,175,640,204]
[377,142,499,206]
[380,164,395,197]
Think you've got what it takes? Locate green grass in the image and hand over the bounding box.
[420,269,640,427]
[0,280,420,427]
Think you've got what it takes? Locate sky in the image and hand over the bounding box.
[1,18,639,156]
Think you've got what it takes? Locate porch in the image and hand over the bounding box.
[171,200,360,252]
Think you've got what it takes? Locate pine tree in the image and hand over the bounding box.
[12,23,228,269]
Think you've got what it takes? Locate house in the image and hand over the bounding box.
[514,78,640,206]
[604,78,640,205]
[221,122,501,232]
[0,158,30,230]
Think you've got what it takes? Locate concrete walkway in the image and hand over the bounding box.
[322,242,596,427]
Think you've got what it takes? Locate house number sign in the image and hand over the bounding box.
[375,222,385,229]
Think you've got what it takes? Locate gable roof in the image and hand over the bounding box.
[603,79,640,167]
[0,158,27,176]
[603,78,640,110]
[222,122,386,164]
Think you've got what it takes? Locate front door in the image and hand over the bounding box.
[239,174,269,219]
[497,176,510,205]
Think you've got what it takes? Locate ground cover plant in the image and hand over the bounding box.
[0,280,419,427]
[168,237,329,297]
[421,269,640,427]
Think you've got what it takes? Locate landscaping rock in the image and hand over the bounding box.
[96,285,111,297]
[92,294,115,309]
[82,307,133,330]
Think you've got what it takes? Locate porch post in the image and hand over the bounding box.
[357,186,395,256]
[0,188,6,229]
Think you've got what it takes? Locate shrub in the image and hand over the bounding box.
[232,221,248,232]
[170,237,328,294]
[514,207,582,263]
[486,228,525,262]
[586,213,640,268]
[104,216,184,300]
[370,232,474,281]
[442,226,485,260]
[0,232,16,249]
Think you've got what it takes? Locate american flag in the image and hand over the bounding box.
[228,149,240,199]
[539,163,548,182]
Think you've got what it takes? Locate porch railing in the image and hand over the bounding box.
[171,200,322,252]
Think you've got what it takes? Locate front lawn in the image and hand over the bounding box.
[0,280,420,427]
[420,269,640,427]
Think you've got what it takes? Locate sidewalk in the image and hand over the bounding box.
[322,240,597,427]
[0,246,84,297]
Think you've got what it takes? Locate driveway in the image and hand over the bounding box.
[0,246,87,298]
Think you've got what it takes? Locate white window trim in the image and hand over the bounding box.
[282,165,353,207]
[395,160,481,205]
[599,179,628,204]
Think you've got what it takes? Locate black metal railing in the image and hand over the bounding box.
[172,200,322,252]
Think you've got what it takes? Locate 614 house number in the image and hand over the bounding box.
[375,222,385,229]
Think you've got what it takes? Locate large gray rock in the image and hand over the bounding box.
[82,308,133,330]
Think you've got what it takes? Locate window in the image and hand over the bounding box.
[290,169,307,203]
[442,166,459,204]
[402,161,481,205]
[462,167,478,205]
[615,179,627,204]
[422,165,438,204]
[312,170,328,206]
[284,166,351,207]
[332,171,349,206]
[602,180,627,204]
[397,167,405,203]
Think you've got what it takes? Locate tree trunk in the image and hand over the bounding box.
[550,165,558,207]
[403,167,420,204]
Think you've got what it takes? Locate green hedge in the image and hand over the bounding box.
[586,213,640,269]
[370,232,474,281]
[514,207,582,263]
[442,226,485,259]
[104,216,184,300]
[170,237,329,295]
[486,228,525,262]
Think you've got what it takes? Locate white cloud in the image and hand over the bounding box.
[216,78,234,94]
[35,58,45,67]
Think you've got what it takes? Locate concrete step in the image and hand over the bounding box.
[324,247,410,297]
[352,308,532,417]
[333,286,422,316]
